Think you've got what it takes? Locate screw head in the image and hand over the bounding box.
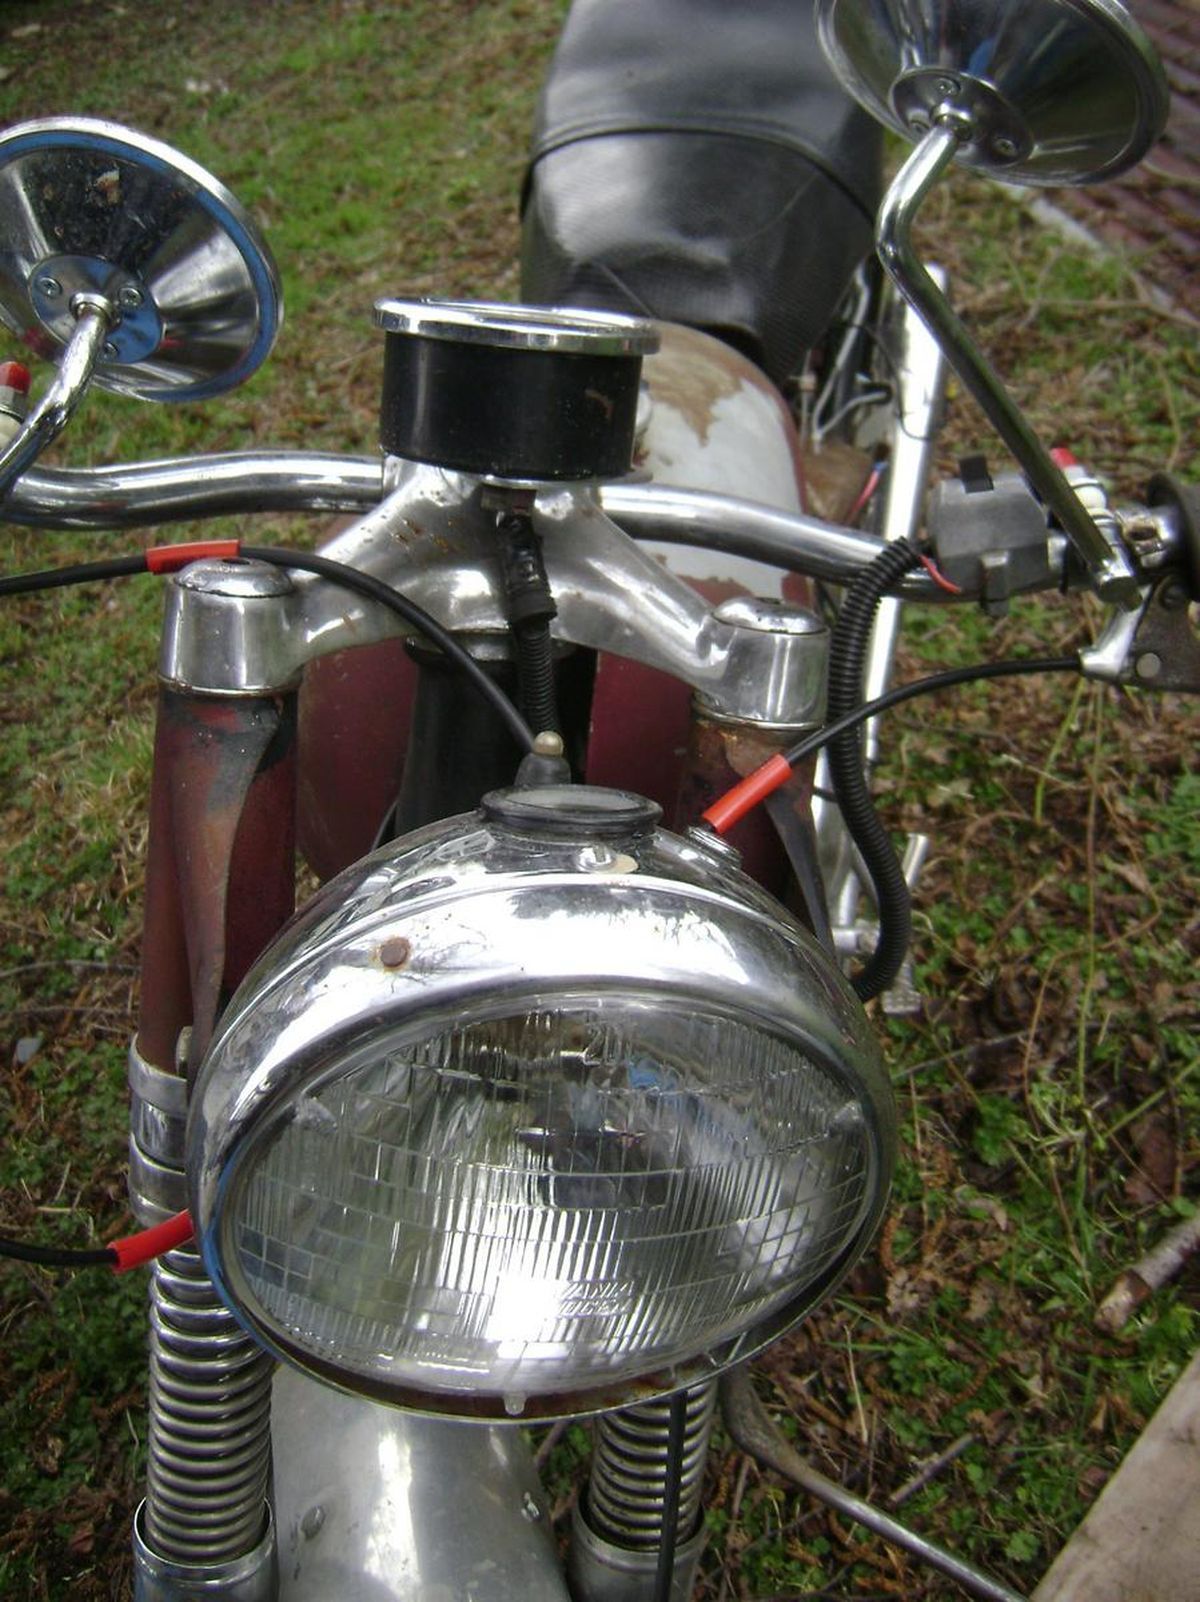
[36,275,63,299]
[936,76,960,98]
[118,284,144,311]
[101,341,119,361]
[1135,651,1163,680]
[1158,581,1190,613]
[378,936,411,969]
[993,135,1019,160]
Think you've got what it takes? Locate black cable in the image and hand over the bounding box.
[238,545,534,752]
[240,546,535,753]
[0,1235,115,1268]
[652,1389,690,1602]
[0,544,536,754]
[786,656,1081,767]
[0,554,145,596]
[494,510,559,738]
[824,539,926,1001]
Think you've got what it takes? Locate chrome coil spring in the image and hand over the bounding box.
[143,1245,274,1566]
[586,1382,718,1550]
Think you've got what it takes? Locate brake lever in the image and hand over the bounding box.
[1081,574,1200,693]
[1081,476,1200,692]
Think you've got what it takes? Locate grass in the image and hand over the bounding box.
[1,1,1198,1597]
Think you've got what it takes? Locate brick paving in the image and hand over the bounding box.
[1056,0,1198,309]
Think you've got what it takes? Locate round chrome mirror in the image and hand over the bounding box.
[815,0,1169,185]
[0,118,282,401]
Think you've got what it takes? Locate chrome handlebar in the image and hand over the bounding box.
[2,447,1191,617]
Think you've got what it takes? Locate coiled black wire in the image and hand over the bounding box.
[825,539,926,1000]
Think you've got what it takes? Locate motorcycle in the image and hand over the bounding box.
[0,0,1195,1598]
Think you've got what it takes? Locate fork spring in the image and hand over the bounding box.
[585,1381,717,1550]
[142,1245,273,1566]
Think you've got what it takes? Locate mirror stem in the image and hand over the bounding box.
[876,123,1139,606]
[0,297,113,501]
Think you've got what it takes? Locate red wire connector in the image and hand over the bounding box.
[110,1209,194,1272]
[0,360,31,399]
[0,361,31,441]
[701,753,794,835]
[145,540,242,574]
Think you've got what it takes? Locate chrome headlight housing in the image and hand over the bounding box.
[189,786,894,1419]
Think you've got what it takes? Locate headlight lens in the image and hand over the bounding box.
[191,789,894,1418]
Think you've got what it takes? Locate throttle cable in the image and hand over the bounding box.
[0,538,536,753]
[703,652,1081,998]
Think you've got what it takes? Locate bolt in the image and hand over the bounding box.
[1158,581,1190,612]
[300,1505,326,1540]
[36,275,63,299]
[378,936,411,969]
[1135,651,1162,680]
[101,341,119,361]
[993,135,1019,160]
[118,284,144,311]
[936,76,960,98]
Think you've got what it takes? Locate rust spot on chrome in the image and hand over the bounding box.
[378,936,412,969]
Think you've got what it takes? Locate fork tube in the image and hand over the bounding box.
[132,563,299,1600]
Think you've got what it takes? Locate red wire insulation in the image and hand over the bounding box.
[844,466,882,526]
[145,540,242,574]
[918,551,964,595]
[110,1209,194,1272]
[0,360,31,395]
[701,753,794,835]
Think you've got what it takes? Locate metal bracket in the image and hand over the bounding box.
[1081,577,1200,692]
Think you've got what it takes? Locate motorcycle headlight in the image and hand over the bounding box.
[189,786,894,1419]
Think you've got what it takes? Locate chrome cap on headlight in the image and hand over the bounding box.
[188,786,894,1420]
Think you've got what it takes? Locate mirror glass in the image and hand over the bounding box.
[816,0,1169,185]
[0,118,282,401]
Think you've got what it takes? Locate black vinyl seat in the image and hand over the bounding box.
[520,0,882,384]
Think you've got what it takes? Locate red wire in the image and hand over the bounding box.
[110,1209,194,1272]
[844,466,881,526]
[145,540,241,574]
[701,753,794,835]
[918,551,964,595]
